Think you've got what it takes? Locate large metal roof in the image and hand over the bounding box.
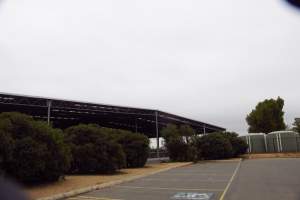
[0,92,225,138]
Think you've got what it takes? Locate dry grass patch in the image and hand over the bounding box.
[242,152,300,159]
[25,162,190,199]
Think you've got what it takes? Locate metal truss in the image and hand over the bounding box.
[0,92,225,137]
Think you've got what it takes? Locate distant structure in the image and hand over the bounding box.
[0,92,225,157]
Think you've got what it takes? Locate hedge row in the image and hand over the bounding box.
[64,124,126,174]
[162,124,248,161]
[0,112,150,184]
[0,112,71,184]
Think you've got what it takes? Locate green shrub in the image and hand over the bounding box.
[64,124,125,174]
[166,138,196,161]
[221,132,248,157]
[0,112,71,184]
[161,124,197,162]
[109,129,150,168]
[230,137,248,156]
[196,133,233,160]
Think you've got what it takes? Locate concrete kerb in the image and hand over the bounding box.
[37,162,193,200]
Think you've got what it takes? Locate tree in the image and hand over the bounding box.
[246,97,286,133]
[161,124,196,144]
[292,118,300,133]
[179,125,196,144]
[161,124,181,144]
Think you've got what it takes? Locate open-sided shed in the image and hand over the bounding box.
[0,92,225,156]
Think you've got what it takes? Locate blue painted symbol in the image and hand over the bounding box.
[172,192,213,200]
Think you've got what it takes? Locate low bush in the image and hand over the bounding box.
[109,129,150,168]
[161,124,197,162]
[64,124,125,174]
[166,138,196,161]
[0,112,71,184]
[196,133,233,160]
[221,132,248,157]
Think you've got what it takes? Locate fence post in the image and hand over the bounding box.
[296,137,299,152]
[264,134,268,153]
[248,136,252,153]
[279,133,283,152]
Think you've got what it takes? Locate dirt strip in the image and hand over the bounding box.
[243,152,300,159]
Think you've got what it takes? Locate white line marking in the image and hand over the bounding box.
[143,178,229,182]
[219,159,242,200]
[116,185,224,192]
[154,173,232,176]
[70,196,122,200]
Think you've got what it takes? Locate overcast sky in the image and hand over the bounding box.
[0,0,299,134]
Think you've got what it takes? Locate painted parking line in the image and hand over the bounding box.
[68,160,242,200]
[151,173,233,176]
[142,178,229,182]
[66,196,123,200]
[219,159,242,200]
[115,185,224,192]
[113,160,242,200]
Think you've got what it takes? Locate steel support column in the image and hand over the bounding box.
[135,118,138,133]
[155,110,159,158]
[47,100,52,125]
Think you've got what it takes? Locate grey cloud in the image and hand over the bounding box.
[0,0,299,133]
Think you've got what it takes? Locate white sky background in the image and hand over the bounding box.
[0,0,300,134]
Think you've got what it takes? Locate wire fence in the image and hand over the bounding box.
[149,136,300,157]
[247,136,300,153]
[149,149,168,158]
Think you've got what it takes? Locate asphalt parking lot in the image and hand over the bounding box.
[225,158,300,200]
[66,158,300,200]
[66,160,239,200]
